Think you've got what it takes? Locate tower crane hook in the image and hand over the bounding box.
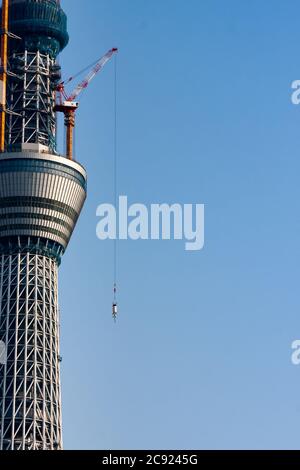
[112,283,118,322]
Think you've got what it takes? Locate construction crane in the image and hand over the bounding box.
[55,47,118,160]
[112,281,118,322]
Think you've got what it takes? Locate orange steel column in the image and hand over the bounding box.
[65,110,75,160]
[0,0,8,152]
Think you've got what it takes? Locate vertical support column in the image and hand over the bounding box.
[65,111,75,160]
[0,0,9,152]
[21,50,27,145]
[42,255,46,449]
[22,251,29,449]
[36,51,40,142]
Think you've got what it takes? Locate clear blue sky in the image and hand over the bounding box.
[58,0,300,449]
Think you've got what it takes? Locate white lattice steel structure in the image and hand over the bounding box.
[0,153,86,450]
[7,51,58,152]
[0,252,62,450]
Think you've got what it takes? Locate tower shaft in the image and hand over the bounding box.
[0,151,86,450]
[0,251,61,450]
[0,1,87,450]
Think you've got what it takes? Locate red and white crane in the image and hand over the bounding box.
[55,47,118,160]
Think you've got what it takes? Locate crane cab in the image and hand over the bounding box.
[63,100,79,109]
[54,101,79,113]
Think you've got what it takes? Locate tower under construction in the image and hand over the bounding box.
[0,0,87,450]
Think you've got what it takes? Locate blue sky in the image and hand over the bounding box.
[58,0,300,449]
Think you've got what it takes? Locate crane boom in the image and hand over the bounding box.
[67,48,117,101]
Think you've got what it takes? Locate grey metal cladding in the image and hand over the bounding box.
[0,153,87,249]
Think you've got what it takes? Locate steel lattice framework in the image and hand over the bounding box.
[0,0,86,451]
[7,51,58,152]
[0,152,86,450]
[0,252,62,450]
